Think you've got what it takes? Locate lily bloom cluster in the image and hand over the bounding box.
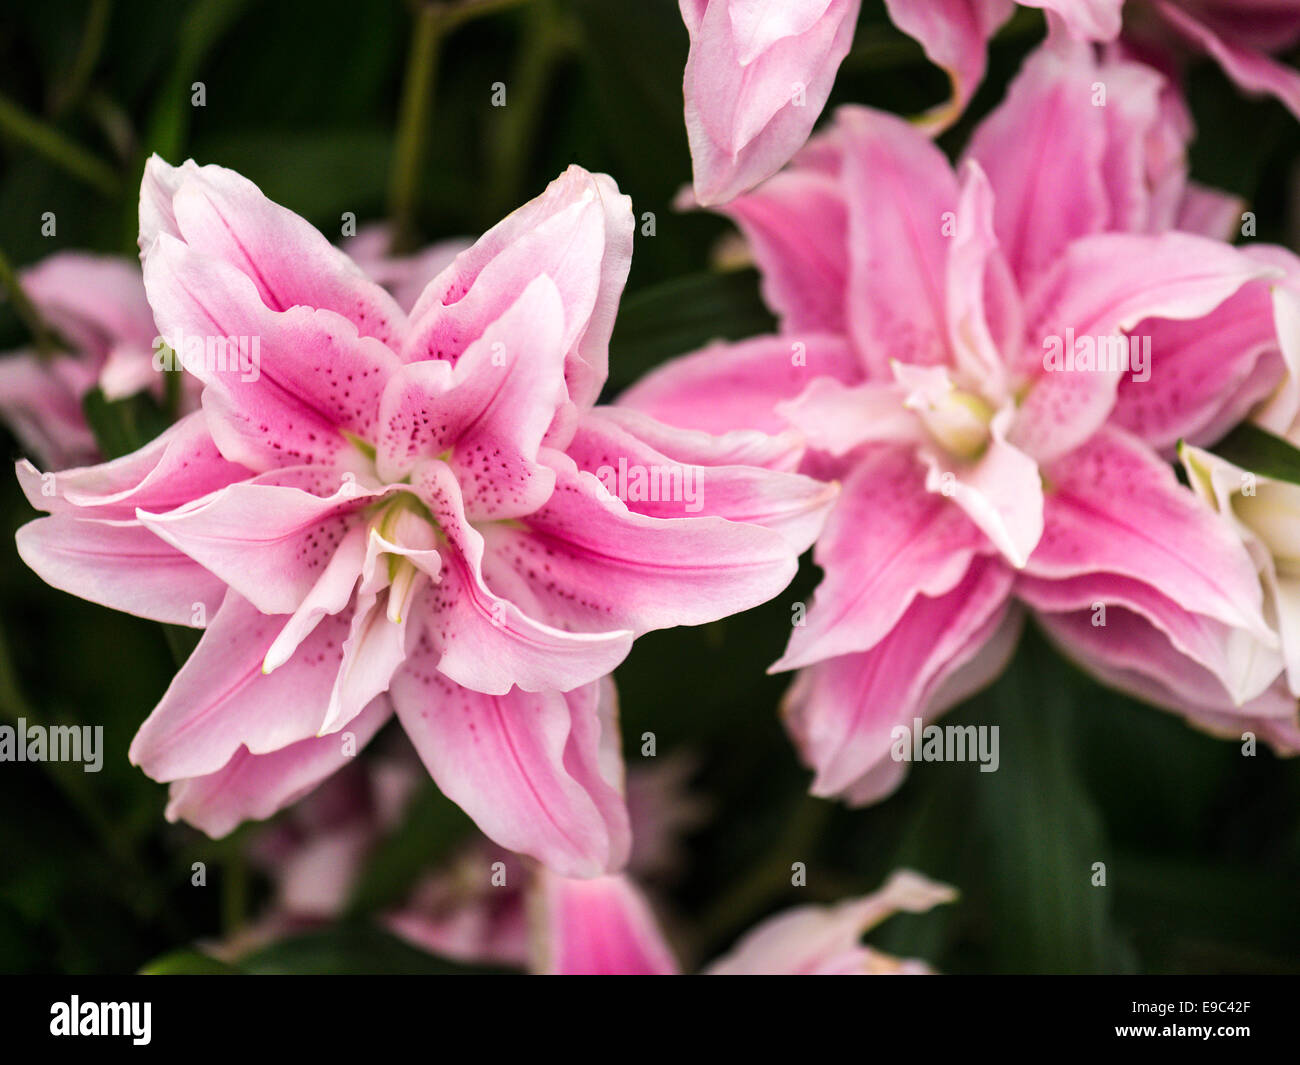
[635,25,1300,802]
[14,158,836,877]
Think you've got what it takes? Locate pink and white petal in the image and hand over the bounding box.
[151,156,405,346]
[1111,281,1285,453]
[781,555,1015,796]
[0,352,97,469]
[139,156,196,249]
[1156,0,1300,120]
[777,377,924,457]
[15,515,227,626]
[16,410,247,518]
[563,407,838,551]
[482,452,804,639]
[405,167,632,416]
[262,524,369,673]
[591,404,805,473]
[1018,571,1281,707]
[137,473,373,616]
[390,660,630,878]
[683,0,861,206]
[318,589,409,735]
[713,168,850,333]
[920,413,1044,568]
[377,275,567,519]
[1253,285,1300,435]
[836,106,961,376]
[961,40,1112,289]
[1031,427,1275,643]
[774,445,989,670]
[411,459,633,694]
[882,0,1016,131]
[1177,182,1247,240]
[1021,0,1123,40]
[1014,232,1278,463]
[705,870,956,975]
[830,603,1025,807]
[1033,606,1299,744]
[944,161,1018,392]
[165,696,392,838]
[129,594,357,781]
[618,333,862,437]
[533,871,679,975]
[22,252,157,354]
[143,232,402,470]
[98,341,162,400]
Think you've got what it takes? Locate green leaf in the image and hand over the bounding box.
[1211,421,1300,485]
[82,387,173,460]
[969,630,1134,973]
[238,925,509,975]
[139,949,242,975]
[606,269,774,393]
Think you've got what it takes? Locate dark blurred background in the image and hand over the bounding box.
[1,0,1299,974]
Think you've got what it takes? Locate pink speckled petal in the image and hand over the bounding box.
[136,469,376,616]
[129,593,360,781]
[782,555,1015,797]
[409,458,633,695]
[14,515,227,626]
[164,696,392,838]
[534,871,679,974]
[143,231,402,471]
[377,276,568,520]
[774,445,988,671]
[141,156,405,347]
[618,332,862,437]
[480,451,804,639]
[390,666,630,878]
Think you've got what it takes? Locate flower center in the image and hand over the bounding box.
[370,492,441,624]
[1234,481,1300,573]
[906,384,994,462]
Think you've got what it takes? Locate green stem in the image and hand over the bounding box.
[52,0,113,117]
[388,4,448,254]
[0,619,179,932]
[0,93,119,196]
[389,0,537,252]
[0,245,63,356]
[487,0,573,217]
[440,0,533,31]
[697,793,833,946]
[221,844,249,938]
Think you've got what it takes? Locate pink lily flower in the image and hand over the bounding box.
[343,224,473,315]
[623,42,1300,804]
[681,1,1300,208]
[889,0,1300,127]
[1179,287,1300,722]
[680,0,864,206]
[14,158,835,877]
[0,252,185,468]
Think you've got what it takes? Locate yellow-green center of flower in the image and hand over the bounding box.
[906,385,995,462]
[370,493,441,625]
